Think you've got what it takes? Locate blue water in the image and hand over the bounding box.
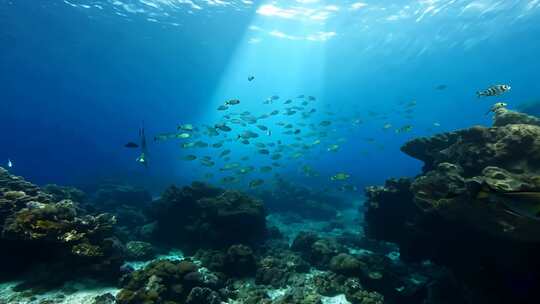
[1,0,540,194]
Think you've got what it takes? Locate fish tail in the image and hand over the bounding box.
[476,91,483,98]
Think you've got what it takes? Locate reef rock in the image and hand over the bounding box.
[116,259,221,304]
[365,112,540,303]
[125,241,155,260]
[150,182,266,249]
[0,168,124,285]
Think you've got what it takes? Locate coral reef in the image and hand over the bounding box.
[0,168,124,287]
[125,241,156,261]
[149,182,266,249]
[116,259,222,304]
[365,110,540,303]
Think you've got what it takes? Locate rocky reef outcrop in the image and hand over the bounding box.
[148,182,267,250]
[116,259,223,304]
[364,108,540,303]
[0,168,124,288]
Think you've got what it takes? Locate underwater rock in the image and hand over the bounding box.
[92,293,116,304]
[364,178,417,244]
[87,182,152,233]
[291,232,346,268]
[150,182,266,249]
[43,184,86,203]
[329,253,366,276]
[125,241,155,260]
[116,259,219,304]
[185,287,221,304]
[223,244,257,277]
[0,168,124,285]
[493,108,540,127]
[365,111,540,303]
[402,124,540,176]
[255,249,310,288]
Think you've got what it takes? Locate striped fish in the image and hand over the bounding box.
[477,84,511,97]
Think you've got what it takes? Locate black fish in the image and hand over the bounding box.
[125,142,139,148]
[248,76,255,81]
[435,84,447,90]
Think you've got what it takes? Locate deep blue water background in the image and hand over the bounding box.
[1,0,540,194]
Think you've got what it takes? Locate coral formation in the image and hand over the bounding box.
[365,110,540,303]
[0,168,124,287]
[149,182,266,249]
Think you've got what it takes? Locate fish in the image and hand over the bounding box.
[181,142,196,149]
[215,123,232,132]
[212,142,223,148]
[260,166,273,173]
[485,102,508,115]
[284,99,292,104]
[201,159,215,167]
[320,121,332,127]
[182,155,197,161]
[259,149,270,155]
[237,166,255,175]
[241,156,250,161]
[477,84,511,97]
[241,139,250,145]
[255,143,266,148]
[125,142,139,148]
[284,110,297,116]
[294,129,301,135]
[308,96,316,101]
[248,76,255,81]
[435,84,448,90]
[327,144,340,152]
[238,130,259,139]
[297,95,305,98]
[270,110,280,116]
[395,125,413,133]
[220,149,231,157]
[217,105,229,111]
[433,122,441,127]
[249,179,265,188]
[177,124,194,131]
[177,133,191,139]
[7,159,13,169]
[331,172,350,181]
[383,123,392,130]
[220,162,241,171]
[271,95,280,100]
[221,176,239,184]
[257,125,268,131]
[271,154,282,160]
[136,126,149,168]
[226,99,241,105]
[195,141,209,148]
